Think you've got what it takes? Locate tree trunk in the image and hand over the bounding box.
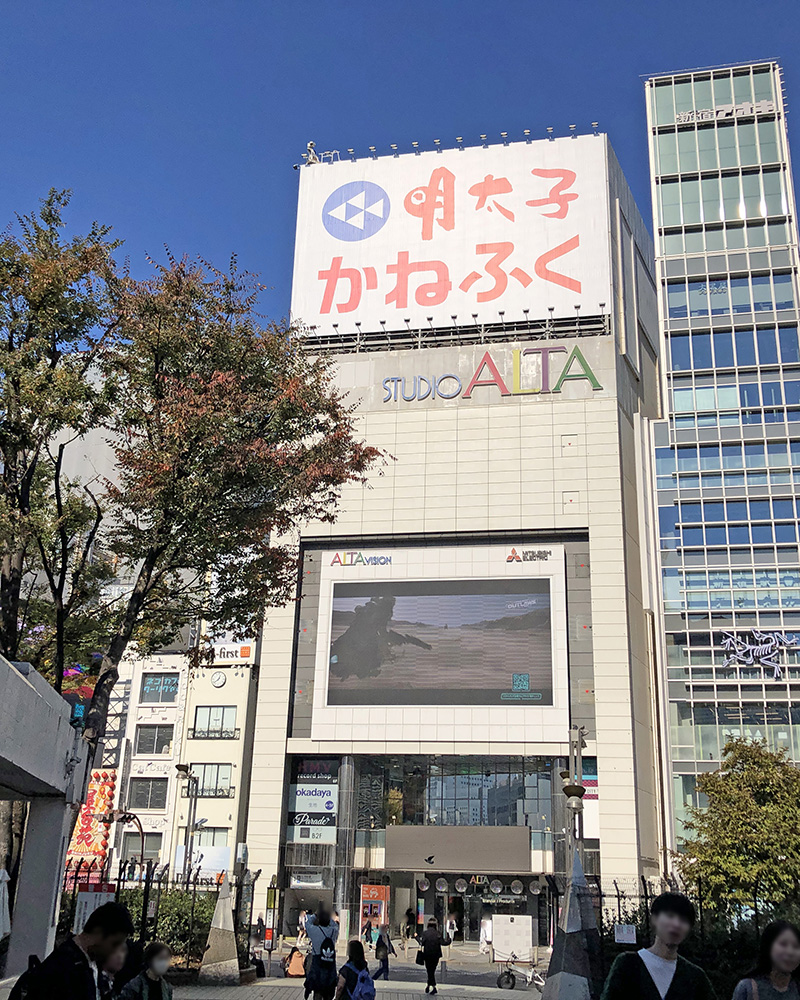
[0,800,27,906]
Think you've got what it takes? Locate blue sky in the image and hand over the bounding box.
[1,2,796,320]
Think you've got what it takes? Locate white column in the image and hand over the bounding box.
[6,797,75,977]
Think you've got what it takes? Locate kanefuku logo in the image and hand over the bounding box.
[330,551,392,566]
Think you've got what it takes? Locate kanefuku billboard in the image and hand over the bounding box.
[291,136,612,336]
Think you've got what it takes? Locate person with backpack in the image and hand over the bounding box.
[418,917,446,995]
[20,901,134,1000]
[732,920,800,1000]
[305,904,340,1000]
[373,924,396,980]
[335,940,375,1000]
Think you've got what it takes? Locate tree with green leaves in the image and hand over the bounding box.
[82,255,381,745]
[675,738,800,912]
[0,189,118,689]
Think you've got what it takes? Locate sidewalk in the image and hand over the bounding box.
[174,981,517,1000]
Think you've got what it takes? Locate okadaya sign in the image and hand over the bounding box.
[287,760,339,845]
[382,344,602,404]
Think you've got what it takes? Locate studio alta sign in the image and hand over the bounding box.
[382,345,602,403]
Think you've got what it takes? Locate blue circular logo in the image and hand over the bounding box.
[325,800,334,810]
[322,181,390,242]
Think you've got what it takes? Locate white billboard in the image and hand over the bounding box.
[291,136,612,336]
[311,544,569,744]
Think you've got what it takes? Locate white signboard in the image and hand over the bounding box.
[614,924,637,945]
[492,914,533,962]
[292,137,612,335]
[73,884,116,933]
[289,783,339,813]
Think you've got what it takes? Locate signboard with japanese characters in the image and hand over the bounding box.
[291,136,612,335]
[67,769,117,864]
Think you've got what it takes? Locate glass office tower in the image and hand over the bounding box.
[644,62,800,841]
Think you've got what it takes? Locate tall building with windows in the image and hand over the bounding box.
[644,61,800,843]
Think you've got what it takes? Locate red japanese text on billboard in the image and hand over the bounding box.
[68,769,117,864]
[291,136,612,336]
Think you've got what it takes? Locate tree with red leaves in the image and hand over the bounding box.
[82,255,381,745]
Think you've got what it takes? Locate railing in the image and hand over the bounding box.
[183,784,236,798]
[187,727,241,740]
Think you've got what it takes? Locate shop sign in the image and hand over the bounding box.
[287,760,339,844]
[68,769,117,863]
[382,346,602,404]
[675,100,774,124]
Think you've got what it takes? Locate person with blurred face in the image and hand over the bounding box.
[732,920,800,999]
[600,892,715,999]
[24,902,135,1000]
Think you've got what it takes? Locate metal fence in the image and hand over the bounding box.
[59,859,264,974]
[553,874,800,998]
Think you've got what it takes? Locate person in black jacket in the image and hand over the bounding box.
[24,901,135,1000]
[601,892,715,1000]
[418,918,445,995]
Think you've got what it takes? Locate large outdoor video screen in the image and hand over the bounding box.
[327,579,552,706]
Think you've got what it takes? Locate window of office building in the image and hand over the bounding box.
[196,827,229,847]
[191,706,237,739]
[140,673,179,704]
[121,832,162,863]
[191,763,233,797]
[128,777,168,810]
[134,724,174,755]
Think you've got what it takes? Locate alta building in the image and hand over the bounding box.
[644,61,800,843]
[245,132,665,936]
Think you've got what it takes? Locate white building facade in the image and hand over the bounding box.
[245,134,667,940]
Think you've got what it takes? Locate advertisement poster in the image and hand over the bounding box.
[292,137,611,335]
[67,769,117,864]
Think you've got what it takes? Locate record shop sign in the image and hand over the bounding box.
[382,346,602,404]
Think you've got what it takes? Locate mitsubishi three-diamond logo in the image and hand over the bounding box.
[322,181,390,242]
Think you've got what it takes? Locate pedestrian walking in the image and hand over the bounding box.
[732,920,800,1000]
[374,924,396,980]
[600,891,715,999]
[335,940,375,1000]
[402,908,416,956]
[298,909,309,947]
[418,917,445,995]
[361,917,373,950]
[305,904,340,1000]
[119,942,173,999]
[22,901,134,1000]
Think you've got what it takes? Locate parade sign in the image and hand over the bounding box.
[292,136,612,335]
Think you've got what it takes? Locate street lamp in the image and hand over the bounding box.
[95,809,146,867]
[561,726,588,870]
[176,764,199,885]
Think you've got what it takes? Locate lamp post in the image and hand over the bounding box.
[96,809,146,867]
[176,764,199,885]
[560,725,588,871]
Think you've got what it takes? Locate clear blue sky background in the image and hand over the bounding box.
[0,1,796,320]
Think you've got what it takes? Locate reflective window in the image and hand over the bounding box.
[670,334,691,371]
[734,329,756,364]
[779,327,800,362]
[658,132,678,174]
[693,332,712,368]
[668,282,687,319]
[688,280,710,317]
[774,274,794,310]
[752,275,773,312]
[758,119,779,162]
[677,130,698,173]
[730,277,751,314]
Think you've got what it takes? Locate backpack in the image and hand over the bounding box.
[346,962,376,1000]
[319,929,336,963]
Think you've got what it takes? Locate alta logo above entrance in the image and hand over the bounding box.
[382,346,602,404]
[330,551,392,566]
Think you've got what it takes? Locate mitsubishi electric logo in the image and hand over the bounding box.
[322,181,390,242]
[507,547,552,563]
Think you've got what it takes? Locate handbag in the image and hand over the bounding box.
[415,949,425,966]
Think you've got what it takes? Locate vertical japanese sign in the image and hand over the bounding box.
[291,136,612,336]
[68,769,117,864]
